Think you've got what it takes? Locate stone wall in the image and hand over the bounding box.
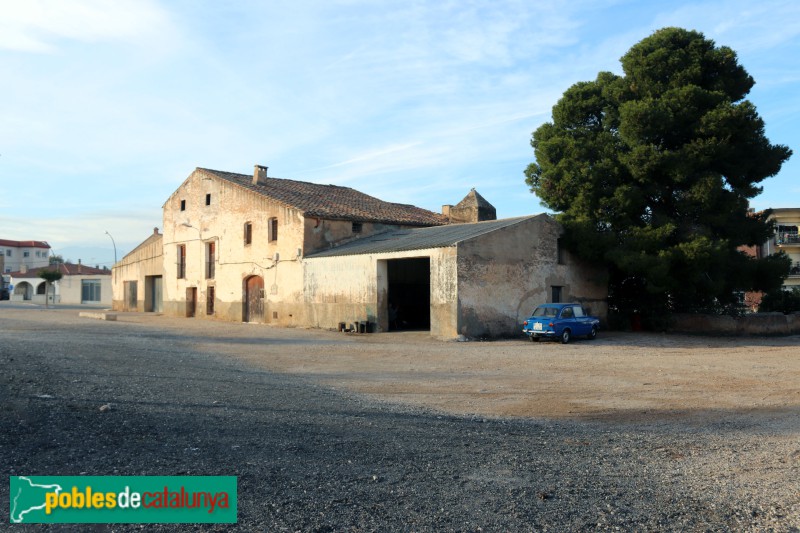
[456,215,608,338]
[670,312,800,335]
[303,248,458,338]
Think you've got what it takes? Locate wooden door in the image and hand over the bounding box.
[186,287,197,317]
[152,276,163,313]
[244,276,264,323]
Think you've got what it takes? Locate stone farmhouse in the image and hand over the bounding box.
[113,165,607,338]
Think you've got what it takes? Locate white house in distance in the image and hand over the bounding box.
[7,262,111,306]
[114,164,608,338]
[0,239,51,273]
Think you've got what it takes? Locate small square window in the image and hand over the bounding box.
[23,251,30,257]
[205,193,211,206]
[352,222,363,234]
[180,199,186,211]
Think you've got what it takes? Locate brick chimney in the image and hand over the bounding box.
[154,227,160,235]
[253,165,268,186]
[77,259,82,274]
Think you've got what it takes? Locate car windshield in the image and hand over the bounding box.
[532,306,559,317]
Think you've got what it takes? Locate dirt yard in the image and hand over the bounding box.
[3,306,798,529]
[177,316,800,426]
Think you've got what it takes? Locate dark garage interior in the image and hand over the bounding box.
[387,257,430,331]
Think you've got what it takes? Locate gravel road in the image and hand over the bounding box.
[1,306,798,531]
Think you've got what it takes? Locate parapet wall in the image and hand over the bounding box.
[670,312,800,336]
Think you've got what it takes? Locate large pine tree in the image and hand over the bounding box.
[526,28,792,322]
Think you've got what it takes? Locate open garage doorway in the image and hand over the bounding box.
[387,257,430,331]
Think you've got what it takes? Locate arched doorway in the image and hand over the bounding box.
[36,282,47,295]
[14,282,32,300]
[243,275,264,323]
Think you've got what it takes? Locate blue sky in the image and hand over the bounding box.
[1,0,798,266]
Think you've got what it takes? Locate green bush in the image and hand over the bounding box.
[759,287,800,314]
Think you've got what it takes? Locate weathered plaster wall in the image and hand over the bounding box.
[429,248,459,338]
[151,168,448,325]
[456,215,607,338]
[304,248,458,337]
[162,170,306,322]
[111,233,163,311]
[303,254,379,329]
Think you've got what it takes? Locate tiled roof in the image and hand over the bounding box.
[307,216,538,258]
[199,168,448,227]
[0,239,50,248]
[7,263,110,278]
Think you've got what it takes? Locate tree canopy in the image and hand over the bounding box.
[526,27,792,321]
[38,269,63,308]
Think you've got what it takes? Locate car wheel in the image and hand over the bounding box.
[560,329,571,344]
[588,326,597,340]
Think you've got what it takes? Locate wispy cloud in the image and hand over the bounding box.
[0,0,797,255]
[0,0,174,52]
[652,0,800,52]
[0,206,162,254]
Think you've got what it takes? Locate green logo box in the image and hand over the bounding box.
[10,476,236,524]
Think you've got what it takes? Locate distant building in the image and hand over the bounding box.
[766,208,800,290]
[111,228,164,312]
[0,239,51,273]
[7,262,111,306]
[740,207,800,311]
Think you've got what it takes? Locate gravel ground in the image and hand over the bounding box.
[1,305,799,531]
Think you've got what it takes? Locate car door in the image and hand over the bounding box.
[558,305,574,334]
[571,305,590,335]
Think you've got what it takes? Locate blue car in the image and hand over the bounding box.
[522,303,599,343]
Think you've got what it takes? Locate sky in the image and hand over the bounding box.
[1,0,798,267]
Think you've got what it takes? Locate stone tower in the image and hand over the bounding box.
[442,188,497,224]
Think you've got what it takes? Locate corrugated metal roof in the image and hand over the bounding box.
[307,215,540,258]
